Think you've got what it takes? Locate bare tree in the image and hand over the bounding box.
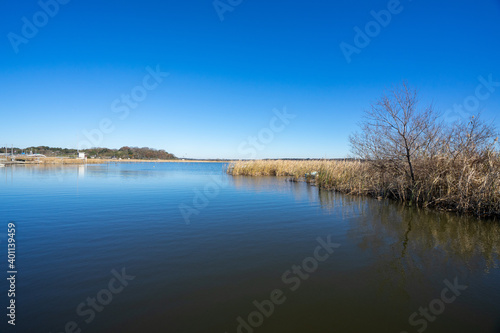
[348,82,499,214]
[445,114,498,161]
[349,82,440,185]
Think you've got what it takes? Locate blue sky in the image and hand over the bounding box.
[1,0,499,159]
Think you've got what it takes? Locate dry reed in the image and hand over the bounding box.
[228,156,500,218]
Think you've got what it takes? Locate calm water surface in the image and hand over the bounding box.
[0,162,499,333]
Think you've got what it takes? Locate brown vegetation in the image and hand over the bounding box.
[229,82,500,218]
[228,155,500,218]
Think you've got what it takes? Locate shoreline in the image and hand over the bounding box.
[3,157,232,165]
[227,160,500,219]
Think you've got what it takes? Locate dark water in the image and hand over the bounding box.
[0,162,499,333]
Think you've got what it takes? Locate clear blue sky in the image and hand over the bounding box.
[1,0,499,159]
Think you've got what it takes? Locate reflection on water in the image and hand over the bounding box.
[232,175,320,204]
[0,163,499,333]
[318,188,500,267]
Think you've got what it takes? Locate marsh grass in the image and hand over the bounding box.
[228,155,500,218]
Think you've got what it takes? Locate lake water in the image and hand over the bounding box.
[0,162,499,333]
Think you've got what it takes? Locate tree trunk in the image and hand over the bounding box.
[405,148,415,185]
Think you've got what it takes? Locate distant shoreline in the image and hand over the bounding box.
[2,157,232,165]
[3,157,351,165]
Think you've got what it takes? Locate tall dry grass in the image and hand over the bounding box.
[229,160,330,177]
[228,155,500,218]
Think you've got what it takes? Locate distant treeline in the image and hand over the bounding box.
[8,146,176,160]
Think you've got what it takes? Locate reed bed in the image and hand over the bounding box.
[228,156,500,218]
[229,160,329,177]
